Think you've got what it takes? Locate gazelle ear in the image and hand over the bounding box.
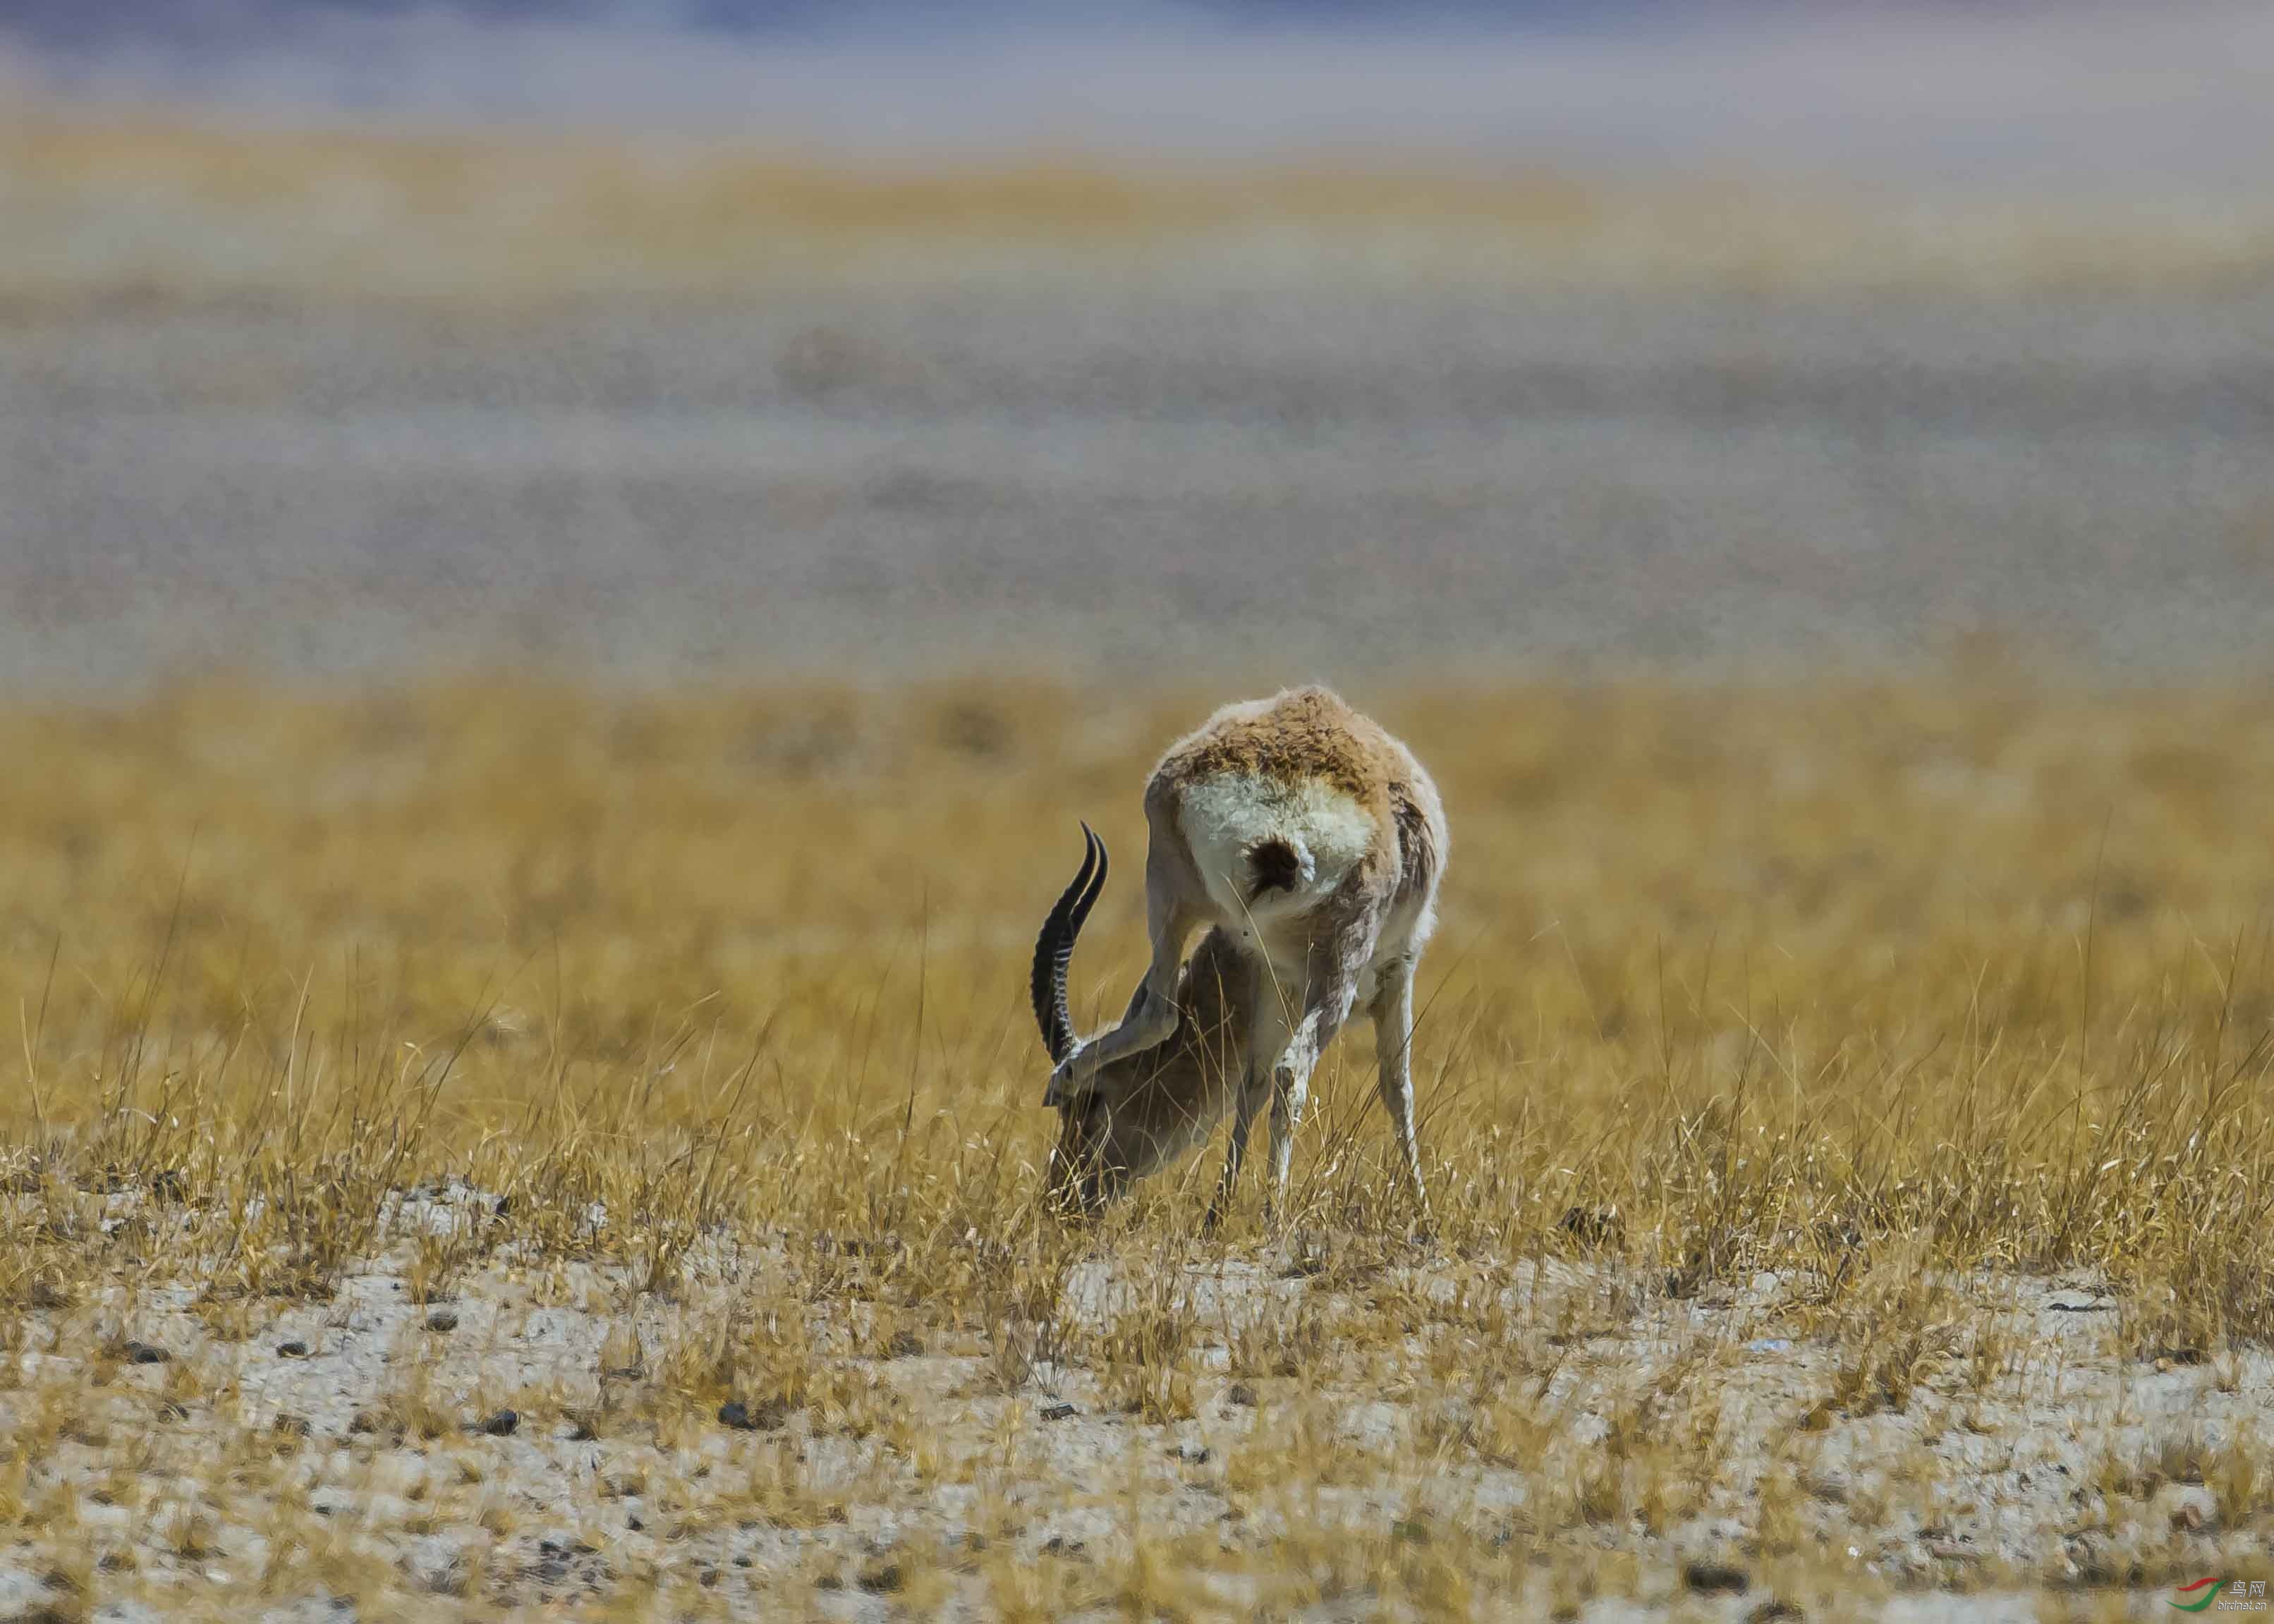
[1046,1049,1126,1111]
[1042,1043,1081,1108]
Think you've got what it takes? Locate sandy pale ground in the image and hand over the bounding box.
[5,1179,2270,1620]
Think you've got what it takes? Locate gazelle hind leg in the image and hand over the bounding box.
[1370,951,1431,1225]
[1265,1063,1307,1223]
[1263,960,1363,1228]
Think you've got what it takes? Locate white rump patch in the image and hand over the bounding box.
[1179,772,1375,926]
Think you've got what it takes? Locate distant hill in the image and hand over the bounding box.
[4,0,1653,49]
[6,0,2263,194]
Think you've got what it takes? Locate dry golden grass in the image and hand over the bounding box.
[4,673,2274,1617]
[6,109,2274,302]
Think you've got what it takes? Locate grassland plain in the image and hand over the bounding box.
[1,676,2273,1620]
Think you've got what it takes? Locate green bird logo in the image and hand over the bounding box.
[2171,1579,2223,1613]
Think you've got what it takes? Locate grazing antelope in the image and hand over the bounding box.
[1030,686,1447,1226]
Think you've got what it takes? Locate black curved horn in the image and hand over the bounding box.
[1030,823,1108,1066]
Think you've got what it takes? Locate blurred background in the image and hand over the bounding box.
[3,0,2272,692]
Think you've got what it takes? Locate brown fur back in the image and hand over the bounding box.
[1155,686,1391,803]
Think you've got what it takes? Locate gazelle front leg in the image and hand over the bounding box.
[1205,958,1289,1234]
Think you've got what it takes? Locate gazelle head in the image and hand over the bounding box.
[1030,824,1239,1215]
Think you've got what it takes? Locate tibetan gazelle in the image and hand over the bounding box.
[1030,686,1446,1226]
